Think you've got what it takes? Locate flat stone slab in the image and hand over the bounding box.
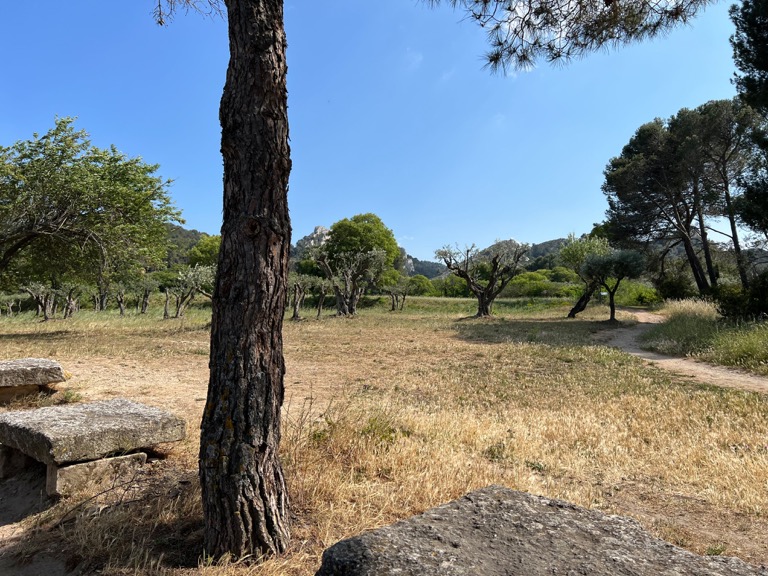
[0,358,66,388]
[316,485,767,576]
[47,452,147,496]
[0,398,186,465]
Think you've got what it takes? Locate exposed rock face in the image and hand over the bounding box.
[316,485,767,576]
[0,358,66,388]
[295,226,330,258]
[0,398,186,465]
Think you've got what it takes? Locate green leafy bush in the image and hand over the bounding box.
[615,280,661,306]
[714,273,768,320]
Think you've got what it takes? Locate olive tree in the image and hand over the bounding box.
[315,214,399,316]
[582,250,646,321]
[436,241,528,317]
[558,234,611,318]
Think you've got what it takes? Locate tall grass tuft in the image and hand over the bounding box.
[641,299,768,375]
[640,299,720,357]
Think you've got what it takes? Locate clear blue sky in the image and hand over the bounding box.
[1,1,738,261]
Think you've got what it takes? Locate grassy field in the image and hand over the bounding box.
[1,297,767,574]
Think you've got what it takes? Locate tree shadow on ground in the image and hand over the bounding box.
[0,462,49,527]
[452,315,627,348]
[0,466,204,575]
[0,331,71,342]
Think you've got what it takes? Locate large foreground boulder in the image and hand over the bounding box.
[316,485,766,576]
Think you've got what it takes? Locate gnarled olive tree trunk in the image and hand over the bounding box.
[199,0,291,559]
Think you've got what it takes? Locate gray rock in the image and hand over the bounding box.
[315,485,767,576]
[48,452,147,496]
[0,358,66,388]
[0,398,186,465]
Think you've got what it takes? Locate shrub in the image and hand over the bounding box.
[655,273,697,300]
[714,273,768,320]
[615,280,662,306]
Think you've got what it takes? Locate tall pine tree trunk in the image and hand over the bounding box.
[723,184,750,289]
[694,179,718,289]
[199,0,291,559]
[681,235,711,295]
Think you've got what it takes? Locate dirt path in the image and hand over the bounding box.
[601,309,768,395]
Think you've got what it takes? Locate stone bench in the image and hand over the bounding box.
[0,358,67,403]
[316,485,767,576]
[0,398,186,496]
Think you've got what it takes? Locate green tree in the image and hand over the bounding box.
[603,118,715,294]
[558,233,611,317]
[408,274,436,296]
[324,213,399,269]
[735,180,768,242]
[731,0,768,115]
[436,241,528,317]
[603,102,765,294]
[163,264,215,319]
[0,118,180,310]
[315,213,400,316]
[695,99,765,288]
[153,0,716,559]
[188,234,222,267]
[432,273,470,297]
[582,250,646,321]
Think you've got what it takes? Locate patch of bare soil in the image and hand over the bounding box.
[598,309,768,395]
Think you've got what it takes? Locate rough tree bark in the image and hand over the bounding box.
[140,288,151,314]
[316,286,326,319]
[291,282,305,320]
[199,0,291,559]
[681,234,711,294]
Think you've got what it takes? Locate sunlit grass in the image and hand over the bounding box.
[641,299,768,375]
[1,297,767,573]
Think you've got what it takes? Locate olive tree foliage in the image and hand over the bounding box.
[0,118,180,307]
[557,233,611,317]
[315,213,400,316]
[287,272,331,320]
[581,250,645,321]
[436,241,529,317]
[379,272,436,311]
[152,0,719,561]
[162,264,215,319]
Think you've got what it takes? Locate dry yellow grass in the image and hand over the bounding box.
[1,300,767,574]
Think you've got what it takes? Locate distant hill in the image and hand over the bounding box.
[410,258,445,279]
[166,223,205,266]
[529,238,567,258]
